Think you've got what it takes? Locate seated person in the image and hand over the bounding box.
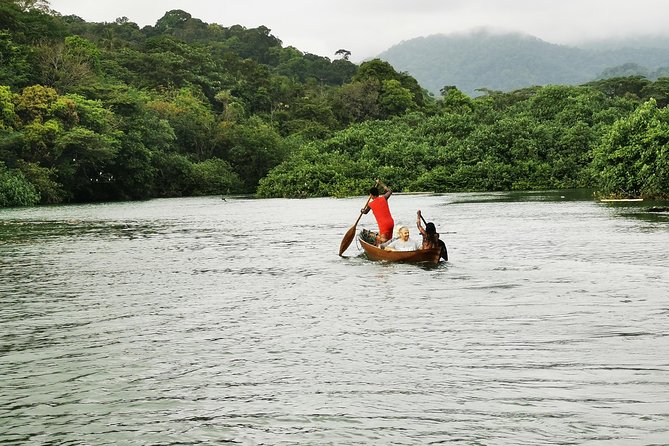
[379,224,403,249]
[383,226,421,251]
[417,210,448,261]
[417,210,440,249]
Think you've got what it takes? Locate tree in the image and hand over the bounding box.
[54,125,119,201]
[153,10,192,34]
[592,99,669,199]
[13,0,51,12]
[148,88,216,160]
[3,1,65,43]
[33,36,100,90]
[16,159,63,203]
[0,85,19,130]
[440,87,474,114]
[331,78,380,123]
[0,161,39,206]
[378,79,413,117]
[191,158,241,195]
[220,116,286,191]
[641,77,669,108]
[152,151,195,197]
[354,59,398,83]
[0,31,30,87]
[13,84,59,122]
[586,76,651,100]
[335,49,351,60]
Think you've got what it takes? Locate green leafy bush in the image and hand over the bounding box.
[592,99,669,199]
[0,163,40,207]
[191,158,242,195]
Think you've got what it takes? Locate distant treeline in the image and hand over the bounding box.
[1,0,668,207]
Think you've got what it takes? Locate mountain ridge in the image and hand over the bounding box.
[376,30,669,96]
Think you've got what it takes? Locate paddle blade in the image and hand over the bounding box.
[338,225,357,256]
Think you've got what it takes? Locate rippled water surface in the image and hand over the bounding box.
[1,191,668,445]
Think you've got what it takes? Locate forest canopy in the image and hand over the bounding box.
[1,0,668,207]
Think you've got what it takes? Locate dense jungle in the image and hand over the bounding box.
[1,0,668,207]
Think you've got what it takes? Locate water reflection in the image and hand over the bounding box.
[449,188,597,204]
[598,199,669,226]
[0,219,167,245]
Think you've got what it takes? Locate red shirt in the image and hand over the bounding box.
[369,196,394,239]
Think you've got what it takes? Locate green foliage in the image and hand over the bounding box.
[641,77,669,107]
[342,59,424,121]
[586,76,651,100]
[331,79,380,124]
[0,162,39,206]
[16,159,64,203]
[14,84,59,122]
[0,31,30,87]
[379,79,414,116]
[261,80,658,197]
[440,87,475,114]
[152,151,195,197]
[54,125,119,201]
[0,85,19,129]
[105,139,155,200]
[18,119,61,164]
[109,37,219,92]
[32,36,101,91]
[275,50,355,85]
[2,6,368,204]
[148,88,216,160]
[1,1,65,44]
[592,99,669,199]
[256,145,373,198]
[220,116,287,191]
[153,10,195,35]
[0,5,665,205]
[191,158,242,195]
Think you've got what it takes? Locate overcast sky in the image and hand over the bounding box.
[48,0,669,62]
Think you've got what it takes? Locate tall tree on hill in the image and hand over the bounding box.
[33,35,100,91]
[335,49,351,60]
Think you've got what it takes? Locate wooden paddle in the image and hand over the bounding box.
[339,183,378,256]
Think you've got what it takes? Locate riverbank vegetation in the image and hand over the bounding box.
[1,0,668,207]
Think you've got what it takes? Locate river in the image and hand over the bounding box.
[1,191,668,445]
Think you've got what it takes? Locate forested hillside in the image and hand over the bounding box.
[0,0,428,205]
[377,30,669,97]
[258,81,669,201]
[1,0,668,206]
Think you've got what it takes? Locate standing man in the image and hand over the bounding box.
[362,179,394,245]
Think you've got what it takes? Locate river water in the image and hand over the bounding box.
[1,191,668,445]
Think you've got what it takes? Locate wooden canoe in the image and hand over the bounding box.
[358,235,442,264]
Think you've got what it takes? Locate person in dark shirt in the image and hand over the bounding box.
[417,210,448,261]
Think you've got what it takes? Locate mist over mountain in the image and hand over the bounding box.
[376,30,669,96]
[577,35,669,51]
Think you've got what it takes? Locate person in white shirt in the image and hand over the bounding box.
[382,226,421,251]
